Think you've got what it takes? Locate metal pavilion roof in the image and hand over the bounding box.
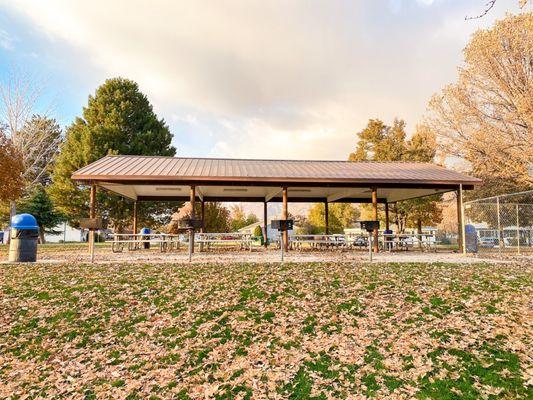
[72,155,481,186]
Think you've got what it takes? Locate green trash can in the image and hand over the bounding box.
[9,214,39,262]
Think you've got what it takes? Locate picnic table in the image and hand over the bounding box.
[195,232,254,251]
[289,234,347,250]
[380,233,439,252]
[109,233,181,253]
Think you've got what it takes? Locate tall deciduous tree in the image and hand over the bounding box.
[229,204,258,232]
[307,203,360,234]
[350,120,442,232]
[396,125,443,233]
[17,115,62,186]
[349,119,406,162]
[0,68,60,218]
[168,202,231,233]
[428,12,533,196]
[0,127,24,204]
[203,203,232,233]
[49,78,179,230]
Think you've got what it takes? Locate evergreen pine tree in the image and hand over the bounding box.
[49,78,180,230]
[18,185,64,243]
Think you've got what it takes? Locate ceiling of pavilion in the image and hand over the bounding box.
[97,183,455,204]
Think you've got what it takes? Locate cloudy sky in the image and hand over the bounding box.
[0,0,523,161]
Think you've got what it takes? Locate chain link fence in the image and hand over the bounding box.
[464,190,533,255]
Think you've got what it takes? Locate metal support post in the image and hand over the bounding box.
[516,204,520,255]
[368,232,373,262]
[496,195,501,254]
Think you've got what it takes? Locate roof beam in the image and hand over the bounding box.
[98,183,138,200]
[85,179,473,190]
[137,195,388,203]
[265,188,282,202]
[327,190,350,203]
[196,187,204,202]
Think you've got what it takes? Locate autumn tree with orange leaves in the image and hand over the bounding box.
[0,127,24,203]
[428,12,533,197]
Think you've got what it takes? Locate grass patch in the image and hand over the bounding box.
[0,261,530,398]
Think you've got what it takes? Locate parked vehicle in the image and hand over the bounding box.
[352,236,368,247]
[401,236,420,246]
[479,237,499,248]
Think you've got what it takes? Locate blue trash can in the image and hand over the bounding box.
[9,214,39,262]
[465,224,478,253]
[140,227,151,249]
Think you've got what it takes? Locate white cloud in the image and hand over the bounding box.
[0,29,14,50]
[0,0,519,160]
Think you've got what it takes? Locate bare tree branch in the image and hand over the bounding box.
[466,0,497,20]
[0,67,61,193]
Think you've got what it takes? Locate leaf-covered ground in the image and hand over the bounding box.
[0,262,531,399]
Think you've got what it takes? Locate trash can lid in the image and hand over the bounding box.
[140,227,151,234]
[11,214,39,230]
[465,224,477,234]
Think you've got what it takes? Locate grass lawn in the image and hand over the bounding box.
[0,262,531,399]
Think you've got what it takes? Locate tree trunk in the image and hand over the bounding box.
[6,200,16,244]
[39,227,46,244]
[394,205,400,232]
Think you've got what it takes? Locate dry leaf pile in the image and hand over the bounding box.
[0,261,531,399]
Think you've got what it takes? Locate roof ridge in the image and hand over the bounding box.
[103,154,435,165]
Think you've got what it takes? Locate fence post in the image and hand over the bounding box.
[516,204,520,255]
[458,184,466,255]
[496,196,502,255]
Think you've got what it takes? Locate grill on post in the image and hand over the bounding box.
[177,218,203,230]
[359,221,379,261]
[178,219,203,261]
[271,219,294,261]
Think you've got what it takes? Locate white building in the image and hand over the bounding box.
[44,222,85,243]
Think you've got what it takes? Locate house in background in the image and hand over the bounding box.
[44,222,85,243]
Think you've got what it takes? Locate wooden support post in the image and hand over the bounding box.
[282,187,288,251]
[263,201,268,248]
[200,199,205,252]
[372,188,379,253]
[190,186,196,254]
[456,184,466,254]
[324,201,329,235]
[89,183,97,262]
[385,202,390,231]
[200,200,205,232]
[132,201,138,235]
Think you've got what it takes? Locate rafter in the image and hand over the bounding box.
[196,187,204,201]
[265,188,282,202]
[327,190,350,203]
